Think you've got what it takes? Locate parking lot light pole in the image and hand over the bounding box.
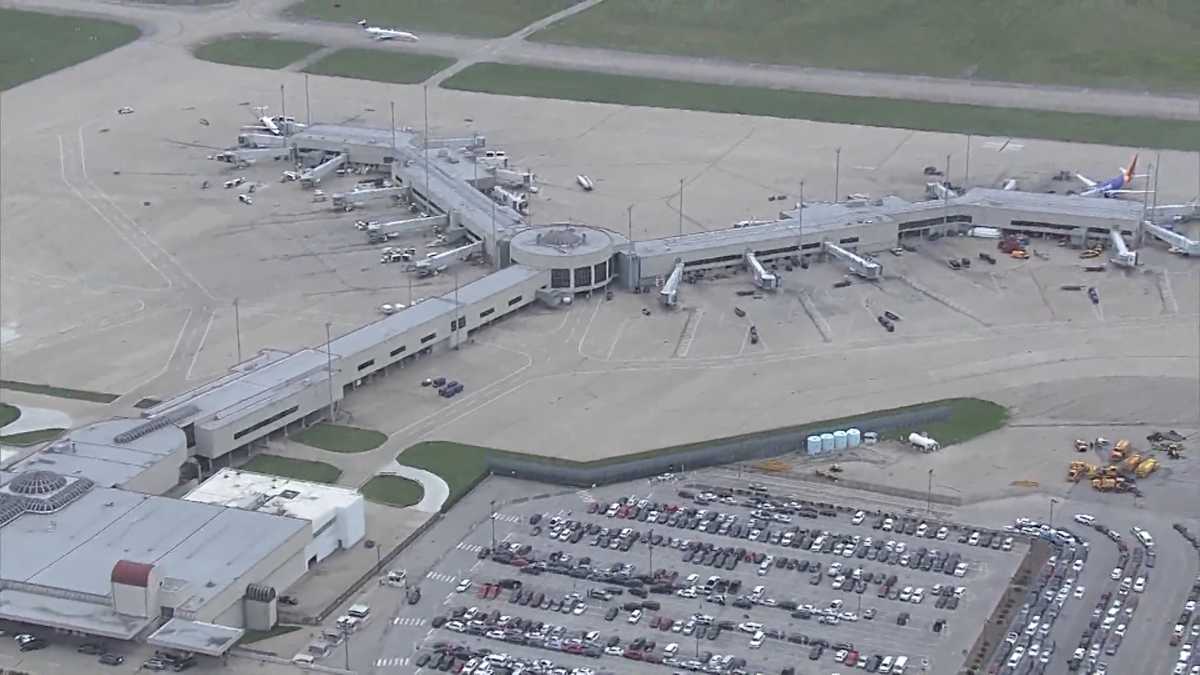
[341,626,351,671]
[926,468,934,514]
[648,528,654,572]
[1049,498,1058,527]
[490,500,496,550]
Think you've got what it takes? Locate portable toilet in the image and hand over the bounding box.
[820,433,836,453]
[833,430,848,450]
[846,428,862,448]
[806,435,822,456]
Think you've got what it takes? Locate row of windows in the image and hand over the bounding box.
[898,214,974,231]
[233,405,299,441]
[357,359,375,372]
[548,261,614,289]
[839,236,860,244]
[508,295,523,307]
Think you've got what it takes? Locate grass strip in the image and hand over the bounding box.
[443,63,1200,151]
[361,475,425,507]
[242,454,342,484]
[294,423,387,453]
[303,48,455,84]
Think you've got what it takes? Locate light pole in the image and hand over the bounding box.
[926,468,934,514]
[678,177,685,235]
[324,322,335,422]
[429,82,434,198]
[390,100,396,152]
[341,625,351,670]
[942,153,951,233]
[627,204,634,241]
[1048,498,1058,527]
[233,298,242,363]
[304,74,311,125]
[279,83,286,118]
[964,134,972,187]
[834,147,841,202]
[648,528,654,573]
[490,499,497,550]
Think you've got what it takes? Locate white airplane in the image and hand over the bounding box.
[1076,154,1152,198]
[357,19,419,42]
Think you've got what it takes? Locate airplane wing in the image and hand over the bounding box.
[1075,173,1098,188]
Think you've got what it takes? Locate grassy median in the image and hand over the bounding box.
[294,423,387,453]
[194,34,322,69]
[242,454,342,484]
[361,475,425,507]
[443,63,1200,151]
[303,48,454,84]
[0,8,139,90]
[533,0,1200,93]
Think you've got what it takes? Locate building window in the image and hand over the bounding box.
[594,260,608,281]
[420,333,436,344]
[550,268,570,288]
[234,406,299,440]
[357,359,375,372]
[457,317,466,329]
[839,236,860,244]
[480,308,495,319]
[508,295,523,307]
[574,266,593,287]
[389,345,406,357]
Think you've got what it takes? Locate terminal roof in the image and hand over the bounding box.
[184,468,359,530]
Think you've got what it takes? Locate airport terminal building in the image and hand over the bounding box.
[1,119,1192,652]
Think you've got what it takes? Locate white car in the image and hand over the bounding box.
[1074,514,1095,525]
[456,579,472,593]
[117,106,135,115]
[1111,567,1122,580]
[936,526,949,540]
[1072,560,1085,572]
[749,631,765,649]
[1133,577,1146,593]
[627,609,642,624]
[1114,623,1126,638]
[852,511,866,525]
[1074,585,1086,598]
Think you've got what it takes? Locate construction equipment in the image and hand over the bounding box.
[1120,453,1143,473]
[1109,439,1131,462]
[1135,458,1159,478]
[1079,249,1102,259]
[1164,444,1185,459]
[1011,249,1030,260]
[1067,461,1094,482]
[756,459,790,473]
[1147,430,1185,443]
[1074,439,1091,452]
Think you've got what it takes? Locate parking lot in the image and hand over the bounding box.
[317,474,1030,674]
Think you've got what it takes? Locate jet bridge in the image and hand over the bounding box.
[1145,222,1200,256]
[414,240,484,273]
[332,186,407,211]
[823,241,882,279]
[364,214,448,243]
[1108,229,1138,268]
[300,153,346,188]
[660,260,685,307]
[744,251,780,290]
[214,147,289,166]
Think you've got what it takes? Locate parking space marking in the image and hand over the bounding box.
[492,513,522,524]
[426,571,458,584]
[577,490,598,504]
[375,656,410,667]
[392,617,427,626]
[456,542,486,553]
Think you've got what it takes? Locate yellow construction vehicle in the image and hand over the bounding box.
[1091,477,1117,491]
[1109,439,1131,462]
[1136,458,1159,478]
[1121,453,1143,473]
[1079,249,1101,259]
[1011,249,1030,259]
[1068,460,1096,482]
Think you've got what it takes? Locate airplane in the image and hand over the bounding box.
[1076,154,1151,198]
[357,19,419,42]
